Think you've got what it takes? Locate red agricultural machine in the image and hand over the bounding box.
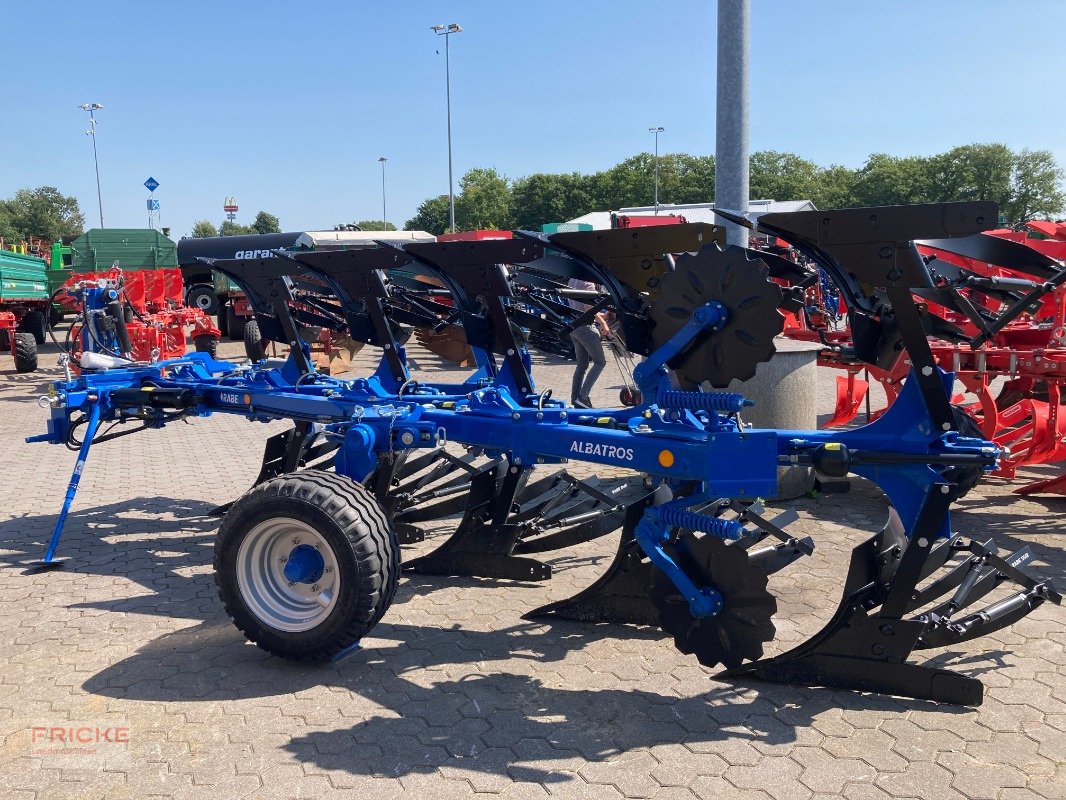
[779,220,1066,495]
[58,267,220,366]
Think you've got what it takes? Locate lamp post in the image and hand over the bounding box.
[431,23,462,232]
[79,103,105,227]
[378,157,388,229]
[649,126,665,214]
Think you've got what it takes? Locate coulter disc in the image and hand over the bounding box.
[651,533,777,670]
[650,245,783,388]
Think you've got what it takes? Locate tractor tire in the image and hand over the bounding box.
[49,304,64,329]
[0,329,9,351]
[193,334,218,358]
[186,285,220,317]
[226,305,247,341]
[214,470,399,661]
[244,318,266,362]
[13,332,37,373]
[18,310,46,345]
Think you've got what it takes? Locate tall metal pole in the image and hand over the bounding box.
[715,0,750,247]
[444,31,455,232]
[378,157,388,229]
[433,24,462,233]
[80,103,105,227]
[649,126,665,214]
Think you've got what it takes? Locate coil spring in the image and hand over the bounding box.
[657,390,750,414]
[655,507,746,540]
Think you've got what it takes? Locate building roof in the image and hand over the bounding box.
[566,199,817,230]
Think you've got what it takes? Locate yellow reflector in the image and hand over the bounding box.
[658,450,675,468]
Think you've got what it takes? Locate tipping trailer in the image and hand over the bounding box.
[0,248,51,372]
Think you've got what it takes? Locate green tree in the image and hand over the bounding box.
[405,195,450,234]
[1004,148,1065,224]
[191,220,218,238]
[510,173,594,230]
[219,220,256,236]
[749,151,820,201]
[354,220,397,231]
[0,200,20,243]
[5,186,85,241]
[810,165,858,209]
[456,167,512,230]
[929,144,1014,207]
[251,211,281,234]
[851,153,936,206]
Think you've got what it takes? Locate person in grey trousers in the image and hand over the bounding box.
[567,277,611,408]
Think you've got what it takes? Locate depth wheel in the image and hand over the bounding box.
[193,334,217,358]
[244,318,266,361]
[214,470,399,661]
[651,533,777,669]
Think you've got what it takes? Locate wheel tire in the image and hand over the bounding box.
[0,329,9,350]
[227,305,247,341]
[193,334,217,358]
[13,333,37,373]
[244,318,266,361]
[214,470,399,661]
[186,285,220,316]
[619,386,643,407]
[124,304,135,324]
[18,310,46,345]
[49,304,64,329]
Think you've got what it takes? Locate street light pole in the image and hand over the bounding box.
[649,126,665,214]
[79,103,105,227]
[378,157,388,229]
[432,23,462,233]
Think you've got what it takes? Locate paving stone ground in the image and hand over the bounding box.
[0,332,1063,800]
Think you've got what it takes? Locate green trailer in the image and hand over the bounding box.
[69,228,178,273]
[0,248,50,372]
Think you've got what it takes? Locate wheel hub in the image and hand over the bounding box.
[236,518,340,632]
[283,543,325,584]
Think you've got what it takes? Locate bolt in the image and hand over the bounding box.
[921,366,933,376]
[512,412,521,421]
[278,557,286,563]
[940,485,950,494]
[311,584,319,592]
[288,581,295,587]
[880,624,895,635]
[325,566,333,573]
[917,537,929,548]
[942,422,952,431]
[292,537,300,545]
[871,643,886,656]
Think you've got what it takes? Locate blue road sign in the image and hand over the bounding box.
[144,177,160,192]
[147,198,160,211]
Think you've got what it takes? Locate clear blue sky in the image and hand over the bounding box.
[2,1,1063,238]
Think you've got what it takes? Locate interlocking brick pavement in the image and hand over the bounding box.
[0,333,1062,799]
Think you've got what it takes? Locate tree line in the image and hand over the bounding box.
[190,211,283,238]
[0,186,85,244]
[404,144,1065,234]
